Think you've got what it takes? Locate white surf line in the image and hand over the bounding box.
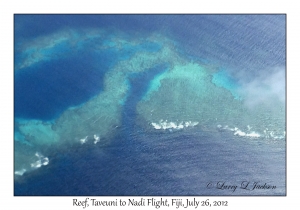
[80,136,88,144]
[14,169,26,176]
[217,125,261,138]
[93,134,100,144]
[151,120,199,130]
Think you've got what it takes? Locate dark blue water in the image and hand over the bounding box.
[14,15,286,195]
[15,15,285,77]
[14,51,109,120]
[14,129,285,195]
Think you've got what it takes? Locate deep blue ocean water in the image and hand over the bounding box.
[14,130,285,196]
[14,15,286,195]
[15,51,109,120]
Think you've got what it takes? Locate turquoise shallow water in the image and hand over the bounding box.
[14,15,286,195]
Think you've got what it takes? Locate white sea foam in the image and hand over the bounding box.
[77,134,103,145]
[31,160,42,168]
[94,134,100,144]
[80,136,88,144]
[218,125,261,138]
[234,130,246,136]
[15,153,49,176]
[42,157,49,166]
[31,152,49,169]
[217,124,286,139]
[14,169,26,176]
[263,129,286,139]
[35,152,42,158]
[151,120,199,130]
[246,132,261,138]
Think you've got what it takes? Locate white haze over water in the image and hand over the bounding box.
[237,67,285,109]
